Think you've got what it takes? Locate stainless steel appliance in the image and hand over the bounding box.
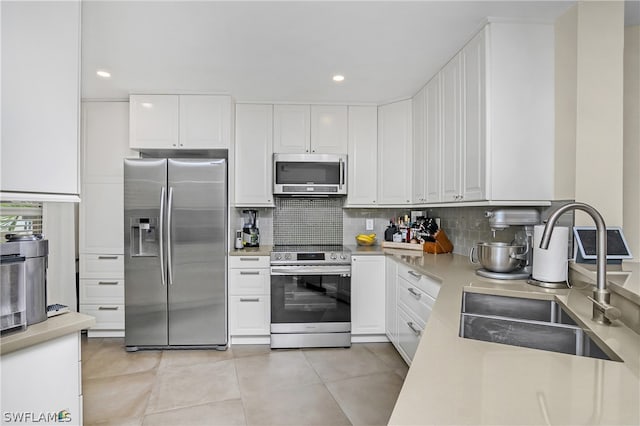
[273,153,347,197]
[471,209,540,280]
[0,235,48,332]
[242,209,259,247]
[124,158,228,350]
[270,245,351,348]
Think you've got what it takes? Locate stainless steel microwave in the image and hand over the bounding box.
[273,153,347,196]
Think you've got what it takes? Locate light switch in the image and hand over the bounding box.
[365,219,374,231]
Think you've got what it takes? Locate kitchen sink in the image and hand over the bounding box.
[460,292,621,361]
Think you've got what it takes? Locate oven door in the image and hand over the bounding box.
[270,265,351,333]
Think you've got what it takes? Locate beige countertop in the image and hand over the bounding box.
[570,260,640,305]
[387,252,640,425]
[0,312,95,355]
[229,245,273,257]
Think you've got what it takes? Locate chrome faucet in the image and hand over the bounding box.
[540,202,620,325]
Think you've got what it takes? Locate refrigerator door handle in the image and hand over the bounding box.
[159,186,166,286]
[167,186,174,285]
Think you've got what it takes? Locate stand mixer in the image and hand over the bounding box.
[475,209,540,280]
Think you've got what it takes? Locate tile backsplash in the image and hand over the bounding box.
[273,198,343,245]
[235,199,574,256]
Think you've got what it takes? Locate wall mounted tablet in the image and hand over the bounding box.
[573,226,633,264]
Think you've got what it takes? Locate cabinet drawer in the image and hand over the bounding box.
[228,295,270,336]
[397,277,435,325]
[228,256,270,269]
[79,304,125,330]
[397,263,441,299]
[80,254,124,278]
[397,306,424,364]
[80,279,124,304]
[229,269,270,295]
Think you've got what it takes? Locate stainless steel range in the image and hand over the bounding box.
[270,245,351,349]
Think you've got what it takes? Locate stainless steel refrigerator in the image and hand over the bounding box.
[124,158,227,350]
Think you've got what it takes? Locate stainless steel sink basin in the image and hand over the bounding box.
[460,292,621,361]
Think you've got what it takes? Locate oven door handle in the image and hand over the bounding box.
[270,267,351,276]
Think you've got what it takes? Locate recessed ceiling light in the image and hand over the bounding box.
[332,75,345,82]
[141,102,153,109]
[96,70,111,79]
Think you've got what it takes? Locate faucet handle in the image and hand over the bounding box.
[587,296,622,322]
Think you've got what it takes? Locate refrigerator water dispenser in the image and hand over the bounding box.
[130,217,159,257]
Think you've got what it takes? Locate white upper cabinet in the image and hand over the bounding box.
[180,95,231,149]
[273,105,311,153]
[425,75,442,203]
[412,87,427,203]
[80,102,133,254]
[485,22,554,201]
[130,95,179,149]
[129,95,231,150]
[1,1,80,198]
[461,29,486,201]
[425,22,553,204]
[310,105,348,154]
[441,53,463,203]
[235,104,274,206]
[378,99,413,205]
[82,102,134,184]
[347,106,378,206]
[273,104,347,154]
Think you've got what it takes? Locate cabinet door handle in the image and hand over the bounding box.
[239,257,259,261]
[407,321,422,336]
[240,271,260,275]
[98,256,118,260]
[239,298,260,302]
[408,287,422,300]
[98,281,119,285]
[98,306,119,311]
[408,270,422,279]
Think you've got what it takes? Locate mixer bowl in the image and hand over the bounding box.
[469,242,526,273]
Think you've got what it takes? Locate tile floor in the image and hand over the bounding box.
[81,337,408,426]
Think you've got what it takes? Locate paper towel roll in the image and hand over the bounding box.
[532,225,568,282]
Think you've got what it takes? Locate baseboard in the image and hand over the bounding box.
[351,334,390,343]
[230,335,270,345]
[87,330,125,338]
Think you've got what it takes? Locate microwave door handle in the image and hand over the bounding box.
[339,158,344,190]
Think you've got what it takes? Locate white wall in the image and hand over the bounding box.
[624,26,640,259]
[554,2,625,227]
[43,203,77,310]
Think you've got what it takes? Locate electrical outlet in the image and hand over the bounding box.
[365,219,374,231]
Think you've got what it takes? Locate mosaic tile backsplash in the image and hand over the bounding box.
[274,198,344,245]
[342,202,574,256]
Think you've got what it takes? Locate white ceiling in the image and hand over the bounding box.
[82,1,589,103]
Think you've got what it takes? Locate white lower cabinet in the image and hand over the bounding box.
[396,306,424,364]
[385,256,398,344]
[79,255,125,337]
[228,256,270,343]
[0,333,82,425]
[351,255,386,337]
[387,259,441,365]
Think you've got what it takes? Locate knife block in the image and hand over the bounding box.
[423,229,454,254]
